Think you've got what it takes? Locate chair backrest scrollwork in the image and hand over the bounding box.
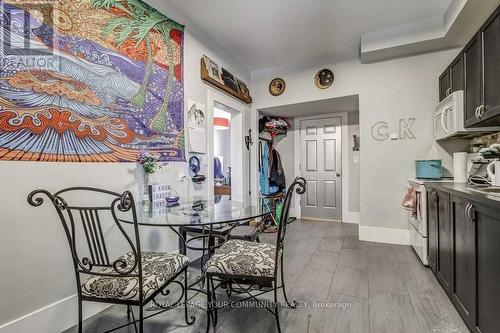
[275,177,306,260]
[27,188,143,291]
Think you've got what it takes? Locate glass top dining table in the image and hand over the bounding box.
[136,196,271,227]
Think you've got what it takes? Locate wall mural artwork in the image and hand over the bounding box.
[0,0,185,162]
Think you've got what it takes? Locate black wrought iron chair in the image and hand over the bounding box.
[203,177,306,333]
[27,188,195,333]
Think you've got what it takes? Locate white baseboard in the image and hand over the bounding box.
[342,211,359,224]
[359,225,410,245]
[0,294,110,333]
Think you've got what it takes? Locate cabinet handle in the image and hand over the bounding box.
[446,88,452,96]
[431,191,438,202]
[475,106,480,119]
[465,203,475,223]
[478,105,485,118]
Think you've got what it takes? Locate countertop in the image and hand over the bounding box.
[424,181,500,207]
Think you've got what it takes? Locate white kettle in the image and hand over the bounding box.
[487,161,500,186]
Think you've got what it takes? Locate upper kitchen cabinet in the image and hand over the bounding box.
[439,53,464,102]
[464,33,483,127]
[480,7,500,126]
[464,6,500,127]
[439,68,451,102]
[450,54,464,94]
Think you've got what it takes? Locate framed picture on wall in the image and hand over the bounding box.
[203,55,223,84]
[236,78,250,99]
[221,68,239,93]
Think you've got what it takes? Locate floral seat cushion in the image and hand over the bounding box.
[81,252,189,302]
[205,240,276,278]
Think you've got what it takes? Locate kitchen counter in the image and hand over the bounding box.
[424,181,500,207]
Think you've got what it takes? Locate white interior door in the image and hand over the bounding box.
[300,117,342,221]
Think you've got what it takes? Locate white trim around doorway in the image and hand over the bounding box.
[206,88,249,203]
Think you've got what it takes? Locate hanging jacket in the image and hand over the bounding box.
[259,141,279,195]
[269,148,286,191]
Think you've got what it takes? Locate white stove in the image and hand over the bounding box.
[406,178,454,266]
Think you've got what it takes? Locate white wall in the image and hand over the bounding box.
[251,49,468,243]
[0,7,251,332]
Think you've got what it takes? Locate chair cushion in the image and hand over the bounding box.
[81,252,189,302]
[205,240,276,278]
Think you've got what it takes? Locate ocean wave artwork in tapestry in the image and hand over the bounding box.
[0,0,185,162]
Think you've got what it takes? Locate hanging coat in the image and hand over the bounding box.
[259,142,279,195]
[269,148,286,191]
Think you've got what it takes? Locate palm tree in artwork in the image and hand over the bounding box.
[91,0,183,134]
[133,9,183,133]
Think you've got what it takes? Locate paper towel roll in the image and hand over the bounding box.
[454,152,468,183]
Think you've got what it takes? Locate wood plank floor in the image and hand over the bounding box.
[63,220,469,333]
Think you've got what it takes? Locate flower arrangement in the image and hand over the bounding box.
[138,150,162,175]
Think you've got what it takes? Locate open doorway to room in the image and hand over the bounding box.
[213,106,233,197]
[206,91,247,202]
[257,95,360,224]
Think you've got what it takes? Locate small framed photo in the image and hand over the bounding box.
[203,55,223,84]
[236,78,250,98]
[221,68,239,93]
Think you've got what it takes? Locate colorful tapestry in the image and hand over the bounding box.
[0,0,185,162]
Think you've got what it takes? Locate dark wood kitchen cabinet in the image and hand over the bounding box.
[464,33,483,127]
[438,53,464,102]
[439,5,500,128]
[474,203,500,333]
[426,189,453,293]
[426,183,500,333]
[450,54,464,94]
[450,196,476,328]
[427,190,438,273]
[436,191,452,294]
[439,69,451,102]
[478,7,500,127]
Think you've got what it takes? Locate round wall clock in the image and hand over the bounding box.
[269,78,286,96]
[314,69,334,89]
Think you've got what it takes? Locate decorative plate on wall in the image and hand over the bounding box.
[314,69,334,89]
[269,78,286,96]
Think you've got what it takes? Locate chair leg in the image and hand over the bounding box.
[280,253,296,308]
[205,275,212,333]
[210,276,218,326]
[184,269,196,325]
[127,305,131,320]
[77,298,82,333]
[273,282,282,333]
[139,304,144,333]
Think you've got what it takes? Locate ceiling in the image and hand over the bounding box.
[153,0,452,70]
[259,95,359,118]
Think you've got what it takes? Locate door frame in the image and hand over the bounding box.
[207,88,248,203]
[293,112,355,223]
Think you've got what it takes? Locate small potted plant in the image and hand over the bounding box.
[138,150,162,203]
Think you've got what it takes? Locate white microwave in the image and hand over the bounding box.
[434,91,500,140]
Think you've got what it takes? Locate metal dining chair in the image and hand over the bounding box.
[27,188,195,333]
[203,177,306,333]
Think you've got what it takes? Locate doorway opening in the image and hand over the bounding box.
[257,95,360,223]
[213,106,233,197]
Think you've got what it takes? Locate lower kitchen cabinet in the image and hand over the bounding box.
[436,191,452,294]
[427,186,500,333]
[427,190,438,273]
[474,203,500,333]
[450,196,476,328]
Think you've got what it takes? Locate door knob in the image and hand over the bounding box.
[336,173,341,177]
